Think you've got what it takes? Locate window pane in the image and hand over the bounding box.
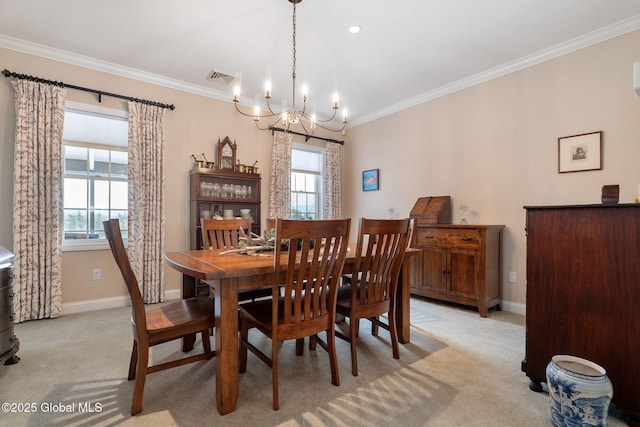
[64,178,87,208]
[89,148,110,176]
[64,146,88,175]
[64,209,87,237]
[305,174,316,192]
[93,180,109,209]
[111,181,128,209]
[111,151,128,177]
[92,210,111,238]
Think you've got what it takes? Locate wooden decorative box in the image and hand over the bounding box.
[410,196,452,226]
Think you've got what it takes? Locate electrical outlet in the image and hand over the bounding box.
[92,268,101,281]
[508,271,516,283]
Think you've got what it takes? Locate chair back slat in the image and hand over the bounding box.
[201,218,251,250]
[103,219,147,331]
[353,218,412,306]
[275,219,350,330]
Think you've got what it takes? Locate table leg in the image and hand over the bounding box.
[215,277,239,415]
[181,274,197,352]
[396,258,411,344]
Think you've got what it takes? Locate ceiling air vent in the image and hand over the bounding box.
[206,69,235,86]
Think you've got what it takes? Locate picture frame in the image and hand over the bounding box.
[558,131,602,173]
[362,168,379,191]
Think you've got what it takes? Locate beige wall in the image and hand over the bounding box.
[1,29,639,313]
[343,30,640,312]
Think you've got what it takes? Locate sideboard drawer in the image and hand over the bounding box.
[416,228,480,249]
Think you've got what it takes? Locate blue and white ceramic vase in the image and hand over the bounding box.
[546,355,613,427]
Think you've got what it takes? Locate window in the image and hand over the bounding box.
[290,146,324,220]
[62,104,128,250]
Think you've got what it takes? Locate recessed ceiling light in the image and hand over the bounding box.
[348,25,361,34]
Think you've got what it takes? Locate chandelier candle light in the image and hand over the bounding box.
[232,0,347,137]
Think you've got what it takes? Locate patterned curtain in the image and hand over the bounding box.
[323,142,342,219]
[11,79,66,322]
[127,102,166,304]
[268,131,293,220]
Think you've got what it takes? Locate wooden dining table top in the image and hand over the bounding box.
[166,244,421,282]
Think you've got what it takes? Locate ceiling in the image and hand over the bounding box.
[1,0,640,128]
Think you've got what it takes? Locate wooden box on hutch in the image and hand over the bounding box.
[410,196,452,226]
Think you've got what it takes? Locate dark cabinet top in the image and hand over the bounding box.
[524,203,640,210]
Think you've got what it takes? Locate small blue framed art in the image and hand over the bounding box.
[362,169,379,191]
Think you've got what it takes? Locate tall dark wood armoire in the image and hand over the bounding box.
[522,204,640,423]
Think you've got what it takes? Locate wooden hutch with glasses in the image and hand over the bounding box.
[190,169,261,250]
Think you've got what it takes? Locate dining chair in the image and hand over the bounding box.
[201,218,271,302]
[238,218,351,410]
[265,218,276,233]
[335,218,412,376]
[201,218,251,250]
[103,219,215,415]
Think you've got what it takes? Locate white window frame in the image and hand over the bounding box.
[62,102,128,252]
[290,144,325,220]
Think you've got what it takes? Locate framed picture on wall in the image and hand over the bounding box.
[362,169,379,191]
[558,131,602,173]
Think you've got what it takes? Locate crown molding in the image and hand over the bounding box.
[0,34,231,102]
[1,15,639,128]
[350,15,640,127]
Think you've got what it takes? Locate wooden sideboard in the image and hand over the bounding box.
[409,224,504,317]
[522,204,640,422]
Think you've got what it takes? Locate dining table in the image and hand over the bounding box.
[165,244,420,415]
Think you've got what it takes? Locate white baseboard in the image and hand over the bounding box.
[501,300,526,316]
[61,290,527,317]
[61,289,181,315]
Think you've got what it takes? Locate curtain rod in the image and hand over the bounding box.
[2,68,175,110]
[268,126,344,145]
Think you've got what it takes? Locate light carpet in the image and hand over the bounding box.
[0,297,629,426]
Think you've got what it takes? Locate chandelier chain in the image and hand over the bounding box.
[292,2,296,77]
[291,1,297,111]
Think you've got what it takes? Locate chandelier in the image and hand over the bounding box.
[232,0,347,137]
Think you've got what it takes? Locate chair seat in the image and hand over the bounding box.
[336,284,390,318]
[145,297,214,337]
[335,284,353,309]
[240,294,329,338]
